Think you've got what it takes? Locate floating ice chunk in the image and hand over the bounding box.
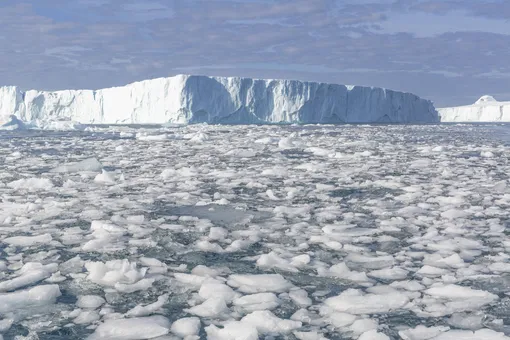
[325,262,371,284]
[115,278,155,293]
[136,133,170,141]
[368,267,408,280]
[37,120,85,131]
[290,254,311,268]
[173,273,207,289]
[74,310,100,325]
[266,189,280,200]
[225,149,257,158]
[227,274,293,293]
[85,259,147,288]
[0,318,13,334]
[139,257,167,274]
[185,297,228,318]
[125,294,168,317]
[422,284,498,316]
[7,178,53,191]
[290,308,315,324]
[232,293,280,312]
[254,137,278,144]
[305,147,334,157]
[325,312,357,328]
[425,284,497,301]
[441,209,470,219]
[293,331,328,340]
[208,227,228,241]
[205,321,258,340]
[50,158,103,173]
[257,252,299,272]
[390,280,425,292]
[88,316,171,340]
[416,265,450,277]
[241,310,302,334]
[0,284,61,313]
[358,330,390,340]
[289,289,312,307]
[398,325,450,340]
[324,289,409,315]
[170,317,200,338]
[432,329,510,340]
[345,253,394,270]
[350,319,379,337]
[278,137,301,149]
[190,132,209,142]
[0,262,57,292]
[3,233,52,247]
[82,221,127,253]
[489,262,510,273]
[160,167,198,179]
[425,253,465,269]
[94,169,116,184]
[196,240,224,253]
[447,313,484,330]
[76,295,106,309]
[199,280,239,303]
[191,265,229,278]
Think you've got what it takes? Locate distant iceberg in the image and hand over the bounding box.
[0,75,439,125]
[439,95,510,122]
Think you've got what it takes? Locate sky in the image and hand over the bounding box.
[1,0,510,107]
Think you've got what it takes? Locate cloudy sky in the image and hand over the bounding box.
[1,0,509,107]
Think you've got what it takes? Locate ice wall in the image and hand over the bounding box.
[439,95,510,122]
[0,75,439,125]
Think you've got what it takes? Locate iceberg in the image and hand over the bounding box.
[439,95,510,122]
[1,75,438,125]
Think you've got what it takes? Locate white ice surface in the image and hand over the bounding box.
[1,124,510,339]
[439,95,510,122]
[0,75,438,125]
[88,316,171,340]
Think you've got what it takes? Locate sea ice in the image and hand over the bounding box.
[88,316,171,340]
[324,289,409,314]
[7,177,54,191]
[170,317,201,338]
[76,295,106,309]
[0,262,57,292]
[185,297,229,318]
[232,293,281,311]
[50,158,103,173]
[205,321,259,340]
[85,259,149,290]
[241,310,302,334]
[227,274,293,293]
[0,285,61,313]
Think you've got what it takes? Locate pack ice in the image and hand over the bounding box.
[439,95,510,122]
[0,75,438,125]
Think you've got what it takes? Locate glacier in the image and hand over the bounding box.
[0,75,439,125]
[439,95,510,122]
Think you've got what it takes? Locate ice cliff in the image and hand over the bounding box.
[0,75,438,125]
[439,95,510,122]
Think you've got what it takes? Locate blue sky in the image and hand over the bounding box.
[1,0,510,107]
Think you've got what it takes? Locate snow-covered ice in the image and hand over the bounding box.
[1,123,510,339]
